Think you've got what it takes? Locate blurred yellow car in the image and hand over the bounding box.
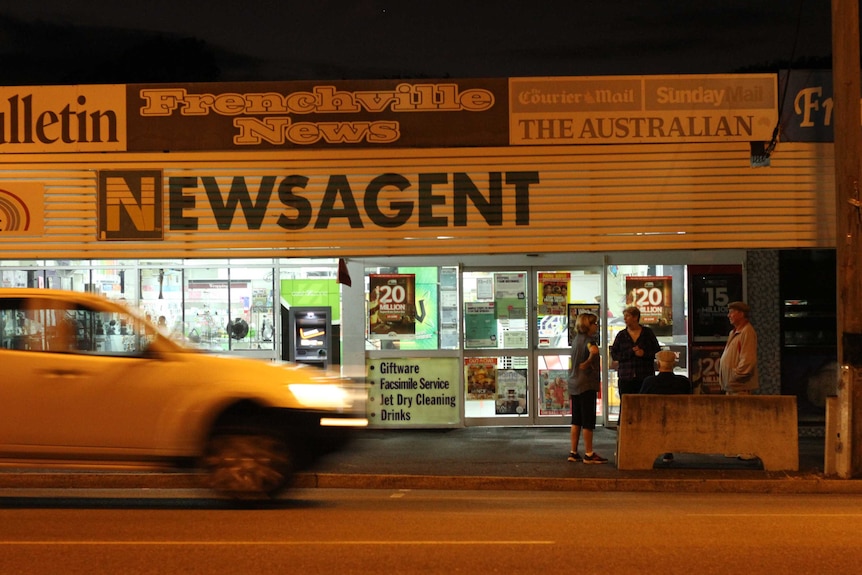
[0,288,367,499]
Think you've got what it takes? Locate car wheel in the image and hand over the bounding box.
[203,433,293,499]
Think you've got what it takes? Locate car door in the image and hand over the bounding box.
[0,296,193,457]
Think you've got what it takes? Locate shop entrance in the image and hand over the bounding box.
[462,267,605,427]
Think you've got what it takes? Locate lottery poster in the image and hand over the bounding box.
[369,274,416,338]
[689,265,743,343]
[625,275,673,337]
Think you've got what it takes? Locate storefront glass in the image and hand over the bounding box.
[184,267,230,350]
[1,269,34,289]
[605,263,689,423]
[90,262,139,303]
[181,266,275,352]
[139,268,183,336]
[536,268,603,422]
[365,265,459,351]
[465,355,530,418]
[229,267,275,351]
[463,271,528,350]
[1,253,746,429]
[459,267,603,425]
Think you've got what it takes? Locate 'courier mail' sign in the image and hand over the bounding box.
[509,74,777,145]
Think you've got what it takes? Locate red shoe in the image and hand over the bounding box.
[583,452,608,464]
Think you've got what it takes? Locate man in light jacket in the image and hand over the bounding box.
[719,301,759,395]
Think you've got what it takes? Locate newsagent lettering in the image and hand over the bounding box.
[166,171,538,231]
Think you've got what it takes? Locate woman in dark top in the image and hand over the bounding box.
[611,306,661,402]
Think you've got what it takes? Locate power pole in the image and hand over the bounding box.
[832,0,862,478]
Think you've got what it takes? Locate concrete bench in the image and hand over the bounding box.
[616,394,799,471]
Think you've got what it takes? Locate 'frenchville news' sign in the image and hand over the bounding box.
[0,74,780,154]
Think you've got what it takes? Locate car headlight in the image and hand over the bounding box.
[288,383,351,410]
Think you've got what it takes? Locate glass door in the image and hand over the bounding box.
[462,266,604,427]
[462,269,531,425]
[604,262,690,425]
[535,268,604,426]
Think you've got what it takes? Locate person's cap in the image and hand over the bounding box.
[656,350,676,365]
[728,301,750,313]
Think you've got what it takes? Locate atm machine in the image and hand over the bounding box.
[287,307,331,369]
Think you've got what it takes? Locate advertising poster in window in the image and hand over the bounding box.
[567,304,600,346]
[366,357,460,427]
[495,368,528,414]
[368,274,416,339]
[465,357,497,400]
[476,277,494,300]
[397,267,440,350]
[539,369,570,416]
[465,301,497,348]
[494,272,527,321]
[439,267,459,349]
[690,345,723,394]
[689,265,743,343]
[625,275,673,337]
[538,272,570,315]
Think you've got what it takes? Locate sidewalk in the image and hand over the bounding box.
[297,426,862,494]
[1,426,860,494]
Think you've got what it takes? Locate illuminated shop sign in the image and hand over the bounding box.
[0,85,126,152]
[126,79,509,151]
[510,74,777,144]
[96,169,538,240]
[98,170,164,240]
[366,357,460,427]
[776,69,861,143]
[0,184,45,237]
[0,75,779,154]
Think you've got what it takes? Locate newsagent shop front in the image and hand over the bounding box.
[0,74,838,429]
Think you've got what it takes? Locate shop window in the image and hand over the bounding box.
[229,267,274,351]
[605,264,689,421]
[0,269,30,288]
[140,268,184,339]
[465,356,529,418]
[366,266,458,351]
[182,267,275,351]
[462,271,528,350]
[184,269,230,350]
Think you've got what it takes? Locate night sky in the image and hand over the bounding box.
[0,1,842,82]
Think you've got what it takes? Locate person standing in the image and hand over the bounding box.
[719,301,759,461]
[639,350,692,463]
[567,313,608,464]
[719,301,759,395]
[611,306,661,407]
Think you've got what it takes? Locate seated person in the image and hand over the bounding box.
[639,350,692,463]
